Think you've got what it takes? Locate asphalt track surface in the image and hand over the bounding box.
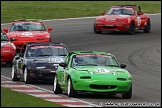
[1,14,161,107]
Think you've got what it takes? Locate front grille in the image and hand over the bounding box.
[89,84,117,89]
[102,26,118,29]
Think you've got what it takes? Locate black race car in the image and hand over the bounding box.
[11,42,69,84]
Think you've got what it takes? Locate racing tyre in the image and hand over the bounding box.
[143,20,151,33]
[24,67,32,84]
[67,78,77,97]
[94,23,102,34]
[122,85,132,99]
[128,22,135,35]
[53,75,62,94]
[11,65,20,81]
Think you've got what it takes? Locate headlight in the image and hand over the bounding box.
[45,35,50,38]
[11,43,16,50]
[128,74,132,79]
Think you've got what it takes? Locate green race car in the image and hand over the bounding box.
[53,51,132,99]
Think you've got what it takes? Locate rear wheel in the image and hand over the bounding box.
[11,65,20,81]
[24,67,32,84]
[122,85,132,99]
[67,78,77,97]
[128,22,135,35]
[94,23,102,34]
[143,20,151,33]
[53,75,62,94]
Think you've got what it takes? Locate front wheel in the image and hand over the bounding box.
[127,22,135,35]
[94,23,102,34]
[53,75,62,94]
[67,78,77,97]
[11,65,20,81]
[122,85,132,99]
[24,67,32,84]
[143,20,151,33]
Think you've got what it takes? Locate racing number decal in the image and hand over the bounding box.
[137,17,141,26]
[95,68,109,73]
[49,58,61,62]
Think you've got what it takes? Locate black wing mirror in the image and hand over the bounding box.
[120,64,126,69]
[59,63,68,68]
[15,56,20,60]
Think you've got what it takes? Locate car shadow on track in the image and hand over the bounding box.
[62,92,123,99]
[100,31,145,36]
[1,63,12,67]
[32,80,53,85]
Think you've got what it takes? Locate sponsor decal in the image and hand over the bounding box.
[22,32,33,37]
[31,46,63,49]
[76,54,112,58]
[119,15,130,17]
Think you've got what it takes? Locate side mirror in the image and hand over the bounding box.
[48,27,52,31]
[102,12,106,15]
[10,38,17,41]
[3,28,8,33]
[15,56,20,60]
[138,12,143,15]
[120,64,126,69]
[59,63,68,68]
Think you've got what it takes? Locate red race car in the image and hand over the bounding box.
[94,5,151,35]
[3,19,52,51]
[1,29,16,65]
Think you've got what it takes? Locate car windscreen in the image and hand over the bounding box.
[106,7,135,15]
[26,45,69,57]
[1,32,9,41]
[71,54,119,67]
[10,22,46,32]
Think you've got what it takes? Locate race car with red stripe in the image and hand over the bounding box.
[94,5,151,35]
[3,19,52,51]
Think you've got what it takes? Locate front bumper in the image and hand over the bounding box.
[28,68,56,80]
[72,79,132,93]
[95,23,130,32]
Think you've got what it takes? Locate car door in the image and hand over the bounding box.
[58,55,71,89]
[136,5,146,28]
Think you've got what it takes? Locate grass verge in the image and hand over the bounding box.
[1,86,65,107]
[1,1,161,23]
